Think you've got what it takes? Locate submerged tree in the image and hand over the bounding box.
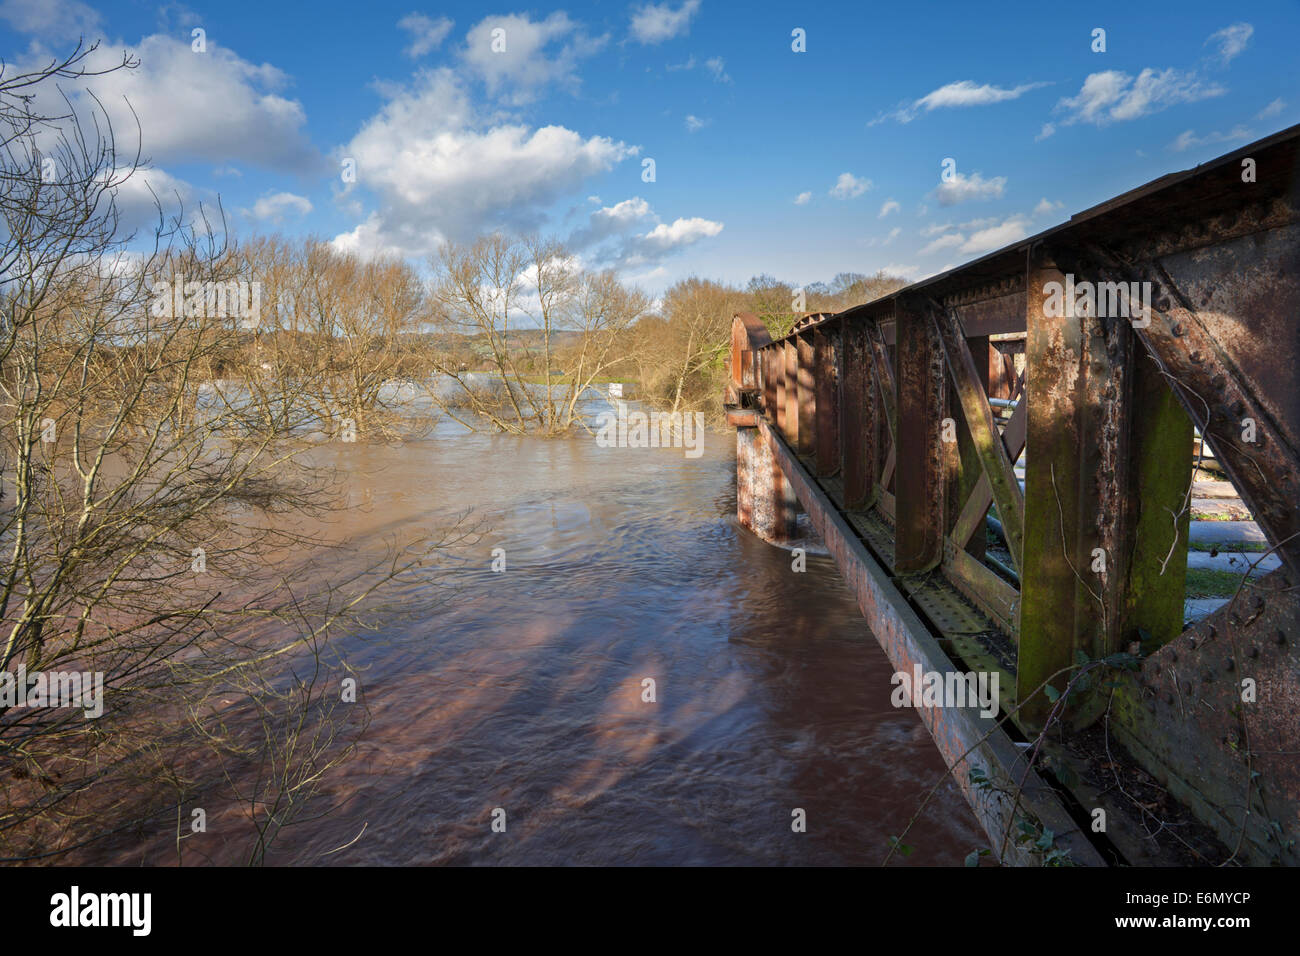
[428,232,648,435]
[0,42,465,863]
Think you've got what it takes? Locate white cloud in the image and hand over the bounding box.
[330,214,408,261]
[21,35,319,172]
[917,80,1047,111]
[1032,198,1063,217]
[567,196,653,247]
[878,199,900,218]
[1258,98,1286,119]
[932,172,1006,206]
[704,56,732,84]
[641,217,722,247]
[829,172,871,200]
[1206,23,1252,66]
[564,197,721,268]
[1168,125,1253,152]
[880,263,920,280]
[460,12,607,104]
[919,232,964,255]
[1035,122,1055,141]
[1055,68,1225,126]
[630,0,701,45]
[794,191,812,205]
[960,216,1029,254]
[244,191,313,223]
[684,114,708,132]
[109,166,196,231]
[871,79,1046,124]
[618,215,723,265]
[920,221,953,237]
[399,13,454,58]
[0,0,100,38]
[333,67,635,257]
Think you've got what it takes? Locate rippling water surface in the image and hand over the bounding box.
[99,417,984,865]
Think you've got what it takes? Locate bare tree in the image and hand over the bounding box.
[0,44,463,864]
[429,232,647,435]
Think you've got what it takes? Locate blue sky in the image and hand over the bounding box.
[3,0,1296,292]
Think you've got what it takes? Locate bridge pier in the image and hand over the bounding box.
[735,423,798,543]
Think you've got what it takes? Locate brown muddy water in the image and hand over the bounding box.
[92,419,984,865]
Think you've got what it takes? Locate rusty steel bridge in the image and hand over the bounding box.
[723,125,1299,866]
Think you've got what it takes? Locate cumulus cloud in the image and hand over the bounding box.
[564,197,721,267]
[794,191,812,205]
[460,12,607,104]
[566,196,652,247]
[684,114,709,132]
[1035,122,1055,141]
[880,263,920,280]
[871,79,1047,124]
[1032,197,1064,217]
[332,67,635,258]
[829,172,870,200]
[931,172,1005,206]
[960,216,1029,254]
[639,216,722,248]
[704,56,731,83]
[109,166,197,231]
[630,0,701,45]
[13,35,318,174]
[243,191,313,223]
[878,199,900,218]
[0,0,101,38]
[399,13,454,58]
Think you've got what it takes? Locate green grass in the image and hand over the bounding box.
[1188,541,1268,552]
[1184,568,1250,599]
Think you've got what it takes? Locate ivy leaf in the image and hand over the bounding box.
[887,835,914,857]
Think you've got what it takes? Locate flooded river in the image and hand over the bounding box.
[92,411,984,865]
